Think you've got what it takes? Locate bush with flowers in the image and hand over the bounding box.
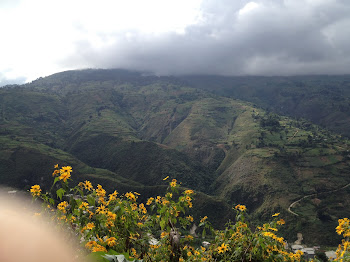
[30,165,349,261]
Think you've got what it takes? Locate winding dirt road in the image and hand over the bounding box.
[288,182,350,216]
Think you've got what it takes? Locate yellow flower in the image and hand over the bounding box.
[131,203,138,211]
[54,164,59,169]
[336,225,343,235]
[125,192,136,201]
[217,243,228,254]
[79,202,89,210]
[85,241,97,249]
[84,180,93,191]
[163,176,169,180]
[131,248,137,257]
[272,213,280,217]
[184,189,194,195]
[160,232,169,238]
[107,211,116,219]
[129,233,139,240]
[146,197,154,205]
[52,169,60,177]
[96,184,106,198]
[170,179,177,188]
[86,222,95,230]
[167,193,173,198]
[336,218,350,237]
[96,205,107,215]
[108,190,118,202]
[57,201,68,213]
[295,250,304,256]
[200,216,208,223]
[59,172,70,182]
[277,219,285,225]
[234,204,247,211]
[91,245,107,252]
[59,166,72,182]
[60,165,72,173]
[30,185,41,196]
[187,215,194,222]
[185,235,194,241]
[106,237,117,247]
[276,237,284,244]
[139,203,147,214]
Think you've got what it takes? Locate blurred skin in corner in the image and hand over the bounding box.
[0,189,86,262]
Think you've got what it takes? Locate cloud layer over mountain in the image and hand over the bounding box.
[1,0,350,85]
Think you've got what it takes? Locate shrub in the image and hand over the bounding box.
[30,165,349,261]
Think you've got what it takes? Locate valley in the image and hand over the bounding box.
[1,69,350,245]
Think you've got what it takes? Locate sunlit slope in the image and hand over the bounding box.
[213,111,350,202]
[163,97,256,172]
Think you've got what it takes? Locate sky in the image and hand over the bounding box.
[1,0,350,86]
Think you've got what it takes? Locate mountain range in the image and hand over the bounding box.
[1,69,350,245]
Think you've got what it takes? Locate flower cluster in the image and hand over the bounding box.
[234,204,246,212]
[335,218,350,261]
[52,164,72,182]
[29,165,350,262]
[30,185,41,196]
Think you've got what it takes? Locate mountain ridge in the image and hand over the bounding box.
[1,69,350,245]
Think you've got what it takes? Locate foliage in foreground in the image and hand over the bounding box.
[30,165,350,261]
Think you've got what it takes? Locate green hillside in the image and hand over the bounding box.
[181,74,350,138]
[1,69,350,245]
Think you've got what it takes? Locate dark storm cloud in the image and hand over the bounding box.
[62,0,350,76]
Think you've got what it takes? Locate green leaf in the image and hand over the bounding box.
[87,194,96,206]
[112,205,120,213]
[202,228,206,238]
[160,220,166,230]
[53,176,60,185]
[86,252,109,262]
[48,198,55,206]
[56,188,65,200]
[77,188,84,196]
[70,197,77,210]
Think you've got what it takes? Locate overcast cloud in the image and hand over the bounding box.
[1,0,350,85]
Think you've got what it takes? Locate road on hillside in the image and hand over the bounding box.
[288,182,350,216]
